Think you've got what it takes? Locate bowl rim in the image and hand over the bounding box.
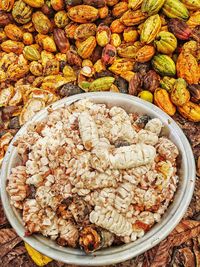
[0,92,196,266]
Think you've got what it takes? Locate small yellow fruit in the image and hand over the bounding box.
[138,90,153,102]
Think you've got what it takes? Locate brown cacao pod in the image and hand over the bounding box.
[53,28,70,53]
[168,18,192,40]
[68,5,99,23]
[143,70,160,92]
[129,73,143,95]
[0,11,13,27]
[176,52,199,84]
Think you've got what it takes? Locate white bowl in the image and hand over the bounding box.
[0,92,196,266]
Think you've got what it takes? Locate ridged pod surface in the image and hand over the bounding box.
[142,0,166,15]
[140,14,162,44]
[180,0,200,10]
[154,31,177,54]
[152,54,176,76]
[178,101,200,122]
[162,0,189,20]
[154,88,176,115]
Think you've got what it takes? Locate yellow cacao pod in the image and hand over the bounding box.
[178,101,200,122]
[117,42,142,58]
[120,9,147,26]
[51,0,64,11]
[109,58,134,75]
[12,0,33,24]
[23,33,34,45]
[32,11,51,34]
[176,52,199,84]
[42,37,57,53]
[6,62,29,81]
[140,14,162,44]
[112,2,128,18]
[154,31,177,54]
[170,78,190,106]
[154,88,176,116]
[23,0,44,8]
[110,33,122,47]
[0,0,14,11]
[23,45,41,61]
[162,0,189,20]
[88,77,115,91]
[77,36,97,59]
[180,0,200,10]
[30,61,43,76]
[4,24,23,41]
[123,28,138,43]
[1,40,24,55]
[110,19,126,33]
[74,23,97,40]
[54,10,69,28]
[136,45,155,63]
[68,5,99,23]
[186,11,200,28]
[128,0,143,10]
[152,54,176,76]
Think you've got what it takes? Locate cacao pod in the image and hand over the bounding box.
[152,54,176,76]
[154,88,176,116]
[88,77,115,91]
[160,76,176,92]
[32,12,51,34]
[12,0,33,25]
[168,18,192,40]
[53,29,70,53]
[142,0,166,16]
[120,9,147,26]
[178,101,200,122]
[188,84,200,103]
[65,22,79,39]
[68,5,99,23]
[101,44,116,65]
[4,24,23,41]
[66,49,82,67]
[23,0,44,8]
[54,11,69,28]
[6,63,29,81]
[0,0,14,11]
[117,42,142,58]
[74,23,97,40]
[110,33,121,47]
[187,11,200,28]
[51,0,64,10]
[30,61,43,76]
[154,31,177,54]
[171,78,190,106]
[176,52,199,84]
[143,70,160,92]
[77,36,97,59]
[109,58,134,75]
[123,28,138,43]
[99,6,109,19]
[128,0,143,10]
[83,0,105,8]
[162,0,189,20]
[0,11,13,27]
[180,0,200,10]
[96,24,111,47]
[42,36,57,52]
[110,19,126,33]
[112,2,128,18]
[1,40,24,55]
[23,45,41,61]
[140,14,162,44]
[136,45,155,63]
[23,33,34,45]
[129,73,143,95]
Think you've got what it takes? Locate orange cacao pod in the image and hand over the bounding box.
[136,45,155,63]
[51,0,64,11]
[68,5,99,23]
[154,88,176,116]
[0,0,14,11]
[4,24,23,41]
[1,40,24,55]
[112,2,128,18]
[120,9,147,26]
[176,52,199,84]
[77,36,97,59]
[110,19,126,33]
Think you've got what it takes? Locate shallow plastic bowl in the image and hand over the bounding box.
[0,92,196,266]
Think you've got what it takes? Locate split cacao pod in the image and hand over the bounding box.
[68,5,99,23]
[178,101,200,122]
[154,88,176,116]
[162,0,189,20]
[176,52,199,84]
[140,14,161,44]
[142,0,166,16]
[170,78,190,106]
[152,54,176,76]
[154,31,177,54]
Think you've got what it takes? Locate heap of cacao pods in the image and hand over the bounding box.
[0,0,200,163]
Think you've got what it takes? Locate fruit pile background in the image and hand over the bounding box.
[0,0,200,265]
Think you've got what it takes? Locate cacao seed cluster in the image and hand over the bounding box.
[0,0,200,164]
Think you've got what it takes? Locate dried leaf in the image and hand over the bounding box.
[193,238,200,267]
[176,247,195,267]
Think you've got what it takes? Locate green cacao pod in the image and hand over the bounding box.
[140,14,161,44]
[180,0,200,10]
[23,46,41,61]
[154,31,177,54]
[142,0,166,15]
[152,54,176,76]
[89,77,115,91]
[160,76,176,92]
[162,0,189,20]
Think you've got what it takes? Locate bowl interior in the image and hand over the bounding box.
[0,92,196,266]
